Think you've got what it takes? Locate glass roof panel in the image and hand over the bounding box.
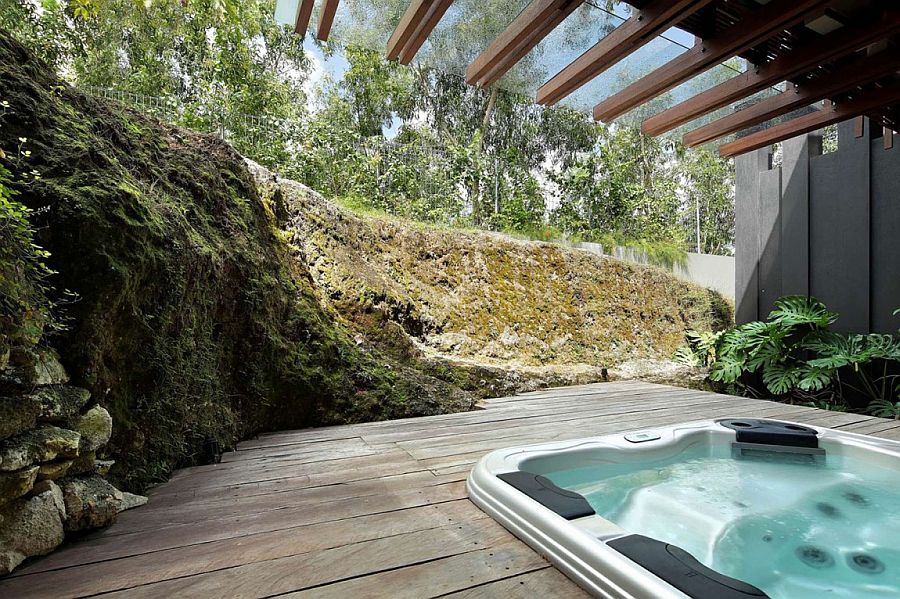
[275,0,791,143]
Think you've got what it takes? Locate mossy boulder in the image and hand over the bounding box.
[66,451,96,476]
[0,349,69,394]
[60,475,122,532]
[0,426,81,472]
[73,405,113,452]
[0,481,65,575]
[0,466,38,506]
[0,395,41,441]
[36,460,73,481]
[30,385,92,423]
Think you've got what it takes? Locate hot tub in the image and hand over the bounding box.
[466,418,900,598]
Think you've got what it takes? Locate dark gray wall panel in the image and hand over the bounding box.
[871,140,900,334]
[758,168,782,317]
[808,121,870,333]
[734,117,895,335]
[735,150,769,324]
[780,135,812,297]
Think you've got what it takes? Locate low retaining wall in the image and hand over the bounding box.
[576,243,735,300]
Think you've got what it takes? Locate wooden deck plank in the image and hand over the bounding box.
[2,381,896,599]
[279,540,548,599]
[5,501,489,595]
[98,519,514,598]
[440,567,592,598]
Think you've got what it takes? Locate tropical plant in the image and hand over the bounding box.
[802,332,900,400]
[674,329,725,368]
[710,296,837,395]
[704,296,900,413]
[0,100,62,343]
[868,398,900,420]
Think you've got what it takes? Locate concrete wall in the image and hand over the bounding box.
[735,118,900,334]
[576,242,735,299]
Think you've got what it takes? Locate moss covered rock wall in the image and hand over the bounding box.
[0,32,472,493]
[253,163,732,389]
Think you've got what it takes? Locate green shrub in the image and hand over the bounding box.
[693,296,900,413]
[0,102,61,347]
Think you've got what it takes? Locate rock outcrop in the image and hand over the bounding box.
[0,30,477,497]
[0,338,145,573]
[250,161,732,399]
[0,227,144,574]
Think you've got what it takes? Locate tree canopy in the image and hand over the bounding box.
[3,0,736,256]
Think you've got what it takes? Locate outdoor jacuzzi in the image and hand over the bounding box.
[467,418,900,598]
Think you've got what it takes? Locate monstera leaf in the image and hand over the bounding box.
[768,296,837,328]
[797,363,834,392]
[762,363,801,396]
[805,333,900,371]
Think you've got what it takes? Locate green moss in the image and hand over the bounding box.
[286,198,732,371]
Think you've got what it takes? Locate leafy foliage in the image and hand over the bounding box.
[701,296,900,413]
[673,329,724,368]
[0,98,63,349]
[4,1,736,255]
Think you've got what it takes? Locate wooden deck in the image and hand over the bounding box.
[3,381,900,598]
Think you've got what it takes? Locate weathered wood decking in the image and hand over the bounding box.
[3,381,900,598]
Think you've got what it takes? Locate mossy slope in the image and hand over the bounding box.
[0,32,471,491]
[256,167,732,376]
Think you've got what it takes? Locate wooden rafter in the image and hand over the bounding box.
[386,0,454,65]
[719,84,900,157]
[641,9,900,136]
[592,0,833,123]
[683,48,900,147]
[537,0,717,107]
[466,0,583,89]
[317,0,341,41]
[294,0,316,36]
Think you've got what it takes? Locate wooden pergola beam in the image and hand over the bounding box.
[386,0,454,65]
[683,48,900,147]
[466,0,583,89]
[719,84,900,157]
[317,0,341,41]
[592,0,832,123]
[294,0,316,36]
[537,0,716,107]
[642,9,900,136]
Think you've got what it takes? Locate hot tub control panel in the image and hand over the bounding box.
[624,431,662,443]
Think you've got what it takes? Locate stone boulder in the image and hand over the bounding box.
[0,349,69,394]
[74,406,113,453]
[0,395,41,441]
[37,460,73,482]
[30,385,92,423]
[0,341,9,371]
[0,467,39,507]
[0,426,81,472]
[0,481,65,575]
[60,475,123,532]
[120,492,148,511]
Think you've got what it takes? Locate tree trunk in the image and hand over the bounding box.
[481,87,498,135]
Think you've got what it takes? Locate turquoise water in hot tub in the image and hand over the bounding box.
[544,444,900,598]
